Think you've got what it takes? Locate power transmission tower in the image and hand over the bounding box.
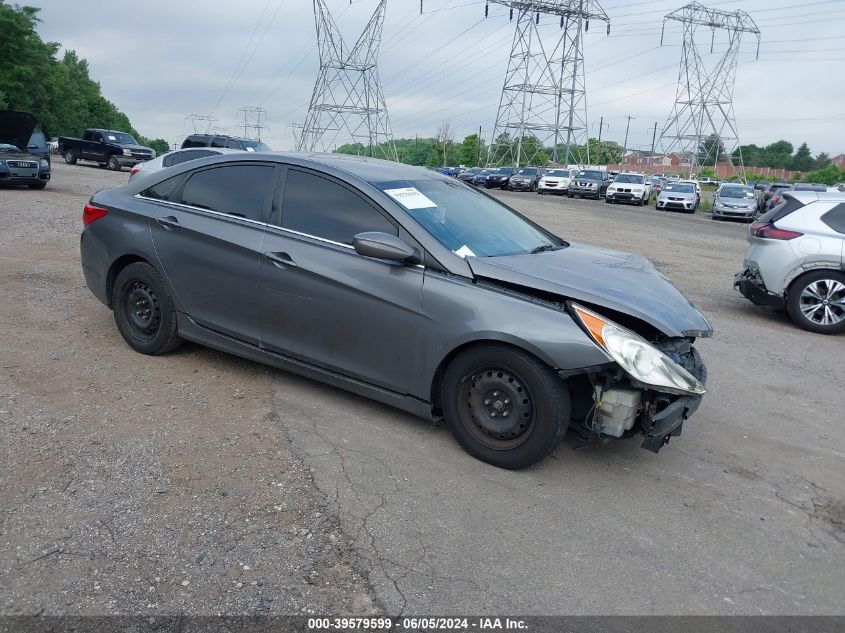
[238,106,268,140]
[658,2,760,178]
[184,114,218,134]
[485,0,610,168]
[298,0,397,161]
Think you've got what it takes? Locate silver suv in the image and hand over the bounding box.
[734,191,845,334]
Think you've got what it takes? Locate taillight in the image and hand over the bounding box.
[130,165,140,176]
[750,221,802,240]
[83,204,108,225]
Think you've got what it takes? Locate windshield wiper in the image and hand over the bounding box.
[530,243,557,254]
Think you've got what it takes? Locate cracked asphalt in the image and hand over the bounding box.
[2,163,844,616]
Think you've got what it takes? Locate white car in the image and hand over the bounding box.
[678,179,702,195]
[128,147,242,181]
[605,172,651,206]
[537,168,577,195]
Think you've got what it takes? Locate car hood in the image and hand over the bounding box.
[466,242,713,338]
[120,144,154,153]
[0,110,37,152]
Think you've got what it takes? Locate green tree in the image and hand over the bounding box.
[813,152,830,170]
[696,134,726,165]
[791,142,813,172]
[459,133,484,167]
[803,164,844,186]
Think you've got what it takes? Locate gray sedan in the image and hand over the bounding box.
[80,153,711,468]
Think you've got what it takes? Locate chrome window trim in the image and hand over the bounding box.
[135,194,425,269]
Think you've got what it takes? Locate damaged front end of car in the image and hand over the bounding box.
[564,303,708,453]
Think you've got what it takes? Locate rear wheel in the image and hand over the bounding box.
[786,271,845,334]
[112,262,182,354]
[441,345,570,469]
[64,150,77,165]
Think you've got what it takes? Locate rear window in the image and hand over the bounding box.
[181,136,209,149]
[820,203,845,234]
[163,149,215,168]
[759,195,805,224]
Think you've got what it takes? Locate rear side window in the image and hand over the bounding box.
[820,203,845,234]
[181,136,208,149]
[279,169,397,245]
[179,164,274,221]
[163,150,214,168]
[759,195,805,224]
[142,174,183,201]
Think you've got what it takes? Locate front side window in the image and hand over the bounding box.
[241,139,272,152]
[225,139,241,149]
[280,169,397,245]
[375,179,561,257]
[210,137,226,148]
[179,165,274,221]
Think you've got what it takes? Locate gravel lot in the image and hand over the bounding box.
[1,162,843,617]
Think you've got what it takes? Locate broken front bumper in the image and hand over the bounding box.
[640,393,702,452]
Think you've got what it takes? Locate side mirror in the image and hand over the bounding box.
[353,232,415,262]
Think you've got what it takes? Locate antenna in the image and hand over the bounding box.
[486,0,610,168]
[298,0,397,161]
[658,1,760,179]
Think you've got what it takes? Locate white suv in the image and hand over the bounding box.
[537,168,577,195]
[734,191,845,334]
[605,172,651,206]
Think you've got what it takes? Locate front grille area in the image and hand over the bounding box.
[7,161,38,169]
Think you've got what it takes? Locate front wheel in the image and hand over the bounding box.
[108,155,122,171]
[786,271,845,334]
[441,345,570,469]
[112,262,182,354]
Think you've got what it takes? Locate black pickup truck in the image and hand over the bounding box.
[58,129,155,171]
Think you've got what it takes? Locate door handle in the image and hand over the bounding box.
[156,216,180,229]
[263,251,298,269]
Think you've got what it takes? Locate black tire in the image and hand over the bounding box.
[28,182,47,190]
[637,196,645,206]
[112,262,182,354]
[567,193,574,198]
[108,155,122,171]
[604,197,612,203]
[786,270,845,335]
[64,150,77,165]
[441,344,570,469]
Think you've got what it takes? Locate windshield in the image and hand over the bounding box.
[241,139,272,152]
[719,186,755,199]
[516,168,537,176]
[544,170,568,177]
[104,132,139,145]
[494,167,514,175]
[577,170,603,179]
[663,184,694,194]
[614,174,643,184]
[376,179,561,257]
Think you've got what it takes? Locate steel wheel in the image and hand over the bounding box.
[798,279,845,327]
[121,279,162,341]
[458,365,537,450]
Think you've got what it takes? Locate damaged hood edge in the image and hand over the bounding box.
[466,243,713,339]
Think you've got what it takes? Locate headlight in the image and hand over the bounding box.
[571,304,706,396]
[39,159,49,169]
[123,148,131,156]
[607,186,616,192]
[500,176,508,180]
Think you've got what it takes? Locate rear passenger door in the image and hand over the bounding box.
[146,162,277,344]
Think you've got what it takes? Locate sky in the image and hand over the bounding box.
[29,0,845,156]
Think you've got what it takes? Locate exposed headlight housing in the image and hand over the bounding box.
[571,303,706,396]
[39,159,49,169]
[122,148,131,156]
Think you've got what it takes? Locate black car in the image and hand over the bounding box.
[59,128,155,171]
[485,167,516,189]
[0,110,51,190]
[181,134,272,152]
[472,169,492,187]
[753,181,769,191]
[758,182,791,212]
[457,167,482,184]
[507,167,545,192]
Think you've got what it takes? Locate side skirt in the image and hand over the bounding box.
[176,314,436,422]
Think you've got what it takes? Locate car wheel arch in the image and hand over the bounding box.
[106,255,174,308]
[428,337,562,417]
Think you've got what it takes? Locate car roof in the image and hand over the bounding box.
[787,190,845,204]
[275,152,447,182]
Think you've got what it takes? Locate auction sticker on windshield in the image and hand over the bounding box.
[384,187,437,210]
